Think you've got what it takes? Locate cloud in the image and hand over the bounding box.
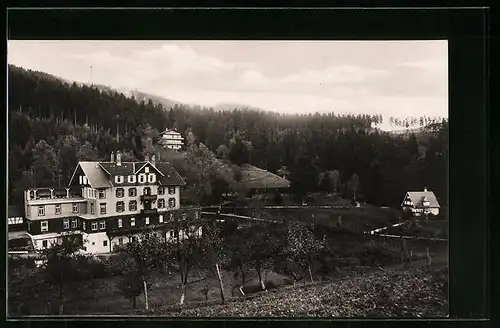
[280,65,387,85]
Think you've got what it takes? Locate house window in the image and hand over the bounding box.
[55,204,61,215]
[118,218,123,228]
[99,220,106,230]
[182,213,187,220]
[98,189,106,199]
[127,175,136,183]
[138,174,146,183]
[116,201,125,213]
[168,198,176,208]
[116,188,124,198]
[169,213,174,221]
[72,219,78,228]
[158,199,165,208]
[42,240,48,248]
[129,200,137,211]
[103,240,108,247]
[118,237,123,245]
[130,217,135,227]
[145,217,150,225]
[38,206,45,216]
[129,188,137,197]
[72,203,79,213]
[144,187,151,195]
[168,187,176,195]
[159,215,164,223]
[115,175,124,184]
[131,236,138,243]
[83,221,86,230]
[100,203,107,214]
[90,203,95,214]
[145,167,150,173]
[91,221,98,231]
[63,219,70,229]
[158,187,165,195]
[41,220,48,232]
[148,173,156,183]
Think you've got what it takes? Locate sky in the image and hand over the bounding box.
[8,40,448,130]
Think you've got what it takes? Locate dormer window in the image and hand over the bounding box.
[145,167,150,173]
[138,173,147,184]
[423,200,431,207]
[127,175,136,184]
[148,173,156,183]
[115,175,124,184]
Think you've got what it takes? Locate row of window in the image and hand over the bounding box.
[101,186,176,199]
[38,211,196,234]
[114,173,157,185]
[37,196,176,217]
[117,213,173,228]
[39,203,81,216]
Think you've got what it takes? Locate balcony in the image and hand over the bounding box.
[141,208,158,214]
[26,187,85,204]
[140,194,158,202]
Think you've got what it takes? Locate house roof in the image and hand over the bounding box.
[156,162,186,186]
[160,128,181,135]
[404,191,440,208]
[70,160,185,188]
[77,162,113,188]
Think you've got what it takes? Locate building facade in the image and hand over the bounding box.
[401,188,441,217]
[22,151,199,254]
[158,128,184,150]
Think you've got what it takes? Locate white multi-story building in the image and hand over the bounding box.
[22,151,202,254]
[158,128,184,150]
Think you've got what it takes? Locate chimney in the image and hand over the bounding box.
[151,154,156,165]
[145,153,150,162]
[424,187,427,192]
[110,151,115,163]
[116,150,122,166]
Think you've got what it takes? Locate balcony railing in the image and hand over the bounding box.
[27,187,84,201]
[140,194,158,202]
[141,208,158,214]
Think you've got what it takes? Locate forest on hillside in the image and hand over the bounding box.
[7,65,448,208]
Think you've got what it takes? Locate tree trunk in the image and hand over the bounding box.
[256,268,266,291]
[240,266,246,287]
[179,282,187,305]
[426,247,432,267]
[143,278,149,311]
[215,263,225,303]
[308,266,314,283]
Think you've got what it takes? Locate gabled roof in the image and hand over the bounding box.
[134,161,164,176]
[69,162,112,188]
[160,128,181,135]
[404,191,440,208]
[71,160,185,188]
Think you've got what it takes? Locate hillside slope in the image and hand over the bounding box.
[149,264,447,318]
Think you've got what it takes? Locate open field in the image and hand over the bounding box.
[230,206,402,233]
